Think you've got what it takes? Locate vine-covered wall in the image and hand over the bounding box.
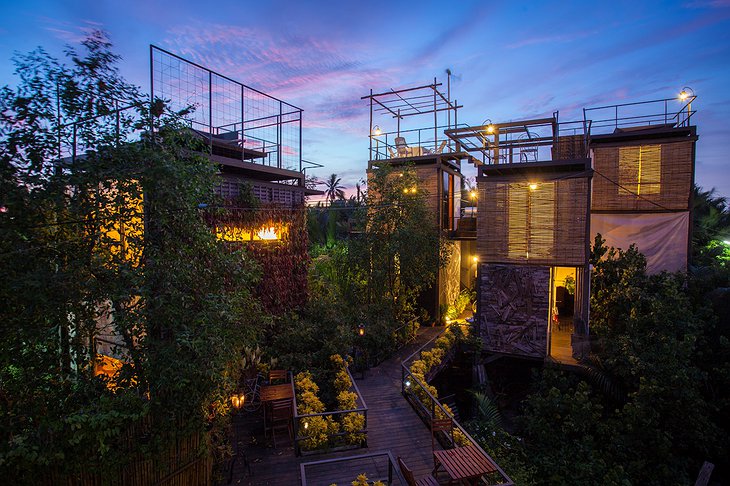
[206,203,310,314]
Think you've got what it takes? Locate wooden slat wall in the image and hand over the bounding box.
[553,134,587,160]
[217,179,305,207]
[414,165,440,227]
[591,140,693,211]
[478,264,549,358]
[477,176,589,267]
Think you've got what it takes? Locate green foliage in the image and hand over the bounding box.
[445,288,476,320]
[0,33,260,479]
[512,235,729,485]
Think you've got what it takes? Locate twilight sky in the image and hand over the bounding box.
[1,0,729,200]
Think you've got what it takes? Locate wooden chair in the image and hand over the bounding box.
[268,398,293,448]
[268,369,288,384]
[431,417,454,476]
[397,456,439,486]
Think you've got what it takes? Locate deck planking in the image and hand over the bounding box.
[228,326,443,486]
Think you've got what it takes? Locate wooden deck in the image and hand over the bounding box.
[229,326,443,486]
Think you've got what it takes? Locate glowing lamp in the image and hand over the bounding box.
[357,324,365,337]
[529,183,538,191]
[403,188,409,194]
[472,255,478,263]
[231,393,245,411]
[470,191,477,200]
[405,380,411,388]
[679,91,688,101]
[373,125,382,136]
[304,421,309,430]
[486,124,495,134]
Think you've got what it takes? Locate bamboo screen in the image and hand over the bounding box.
[478,176,589,266]
[592,140,693,211]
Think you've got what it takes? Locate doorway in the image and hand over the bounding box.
[549,267,576,362]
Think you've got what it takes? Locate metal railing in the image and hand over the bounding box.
[300,450,407,486]
[369,124,469,161]
[400,327,514,485]
[584,96,696,135]
[292,365,368,456]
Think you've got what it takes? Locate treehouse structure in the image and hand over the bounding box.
[151,46,322,208]
[585,95,697,274]
[446,116,593,362]
[363,79,477,320]
[446,92,697,363]
[151,46,323,313]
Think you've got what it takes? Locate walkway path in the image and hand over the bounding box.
[233,326,442,485]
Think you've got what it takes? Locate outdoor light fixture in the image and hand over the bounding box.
[470,190,477,200]
[403,188,409,194]
[373,125,382,136]
[486,124,495,134]
[678,87,694,101]
[231,393,245,411]
[405,380,411,388]
[472,255,478,263]
[529,183,539,191]
[358,324,365,337]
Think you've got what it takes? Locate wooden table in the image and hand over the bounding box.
[433,445,496,485]
[260,383,294,436]
[259,383,293,403]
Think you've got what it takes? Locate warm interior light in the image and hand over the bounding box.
[529,183,538,191]
[256,226,279,240]
[411,187,417,193]
[403,188,409,194]
[472,255,478,263]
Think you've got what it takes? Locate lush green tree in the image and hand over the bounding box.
[513,236,727,485]
[0,32,260,480]
[351,164,449,323]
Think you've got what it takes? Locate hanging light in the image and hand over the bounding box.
[373,125,382,136]
[357,324,365,337]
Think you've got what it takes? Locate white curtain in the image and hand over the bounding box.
[591,212,689,274]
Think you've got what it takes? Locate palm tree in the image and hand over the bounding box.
[324,173,346,204]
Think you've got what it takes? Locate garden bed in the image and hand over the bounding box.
[293,355,368,456]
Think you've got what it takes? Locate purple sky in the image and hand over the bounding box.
[2,0,729,200]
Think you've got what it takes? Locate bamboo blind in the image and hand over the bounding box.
[478,176,589,266]
[592,140,693,211]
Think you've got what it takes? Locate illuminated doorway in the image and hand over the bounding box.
[549,267,577,363]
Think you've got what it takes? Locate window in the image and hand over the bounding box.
[508,182,555,260]
[442,171,454,230]
[619,145,661,196]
